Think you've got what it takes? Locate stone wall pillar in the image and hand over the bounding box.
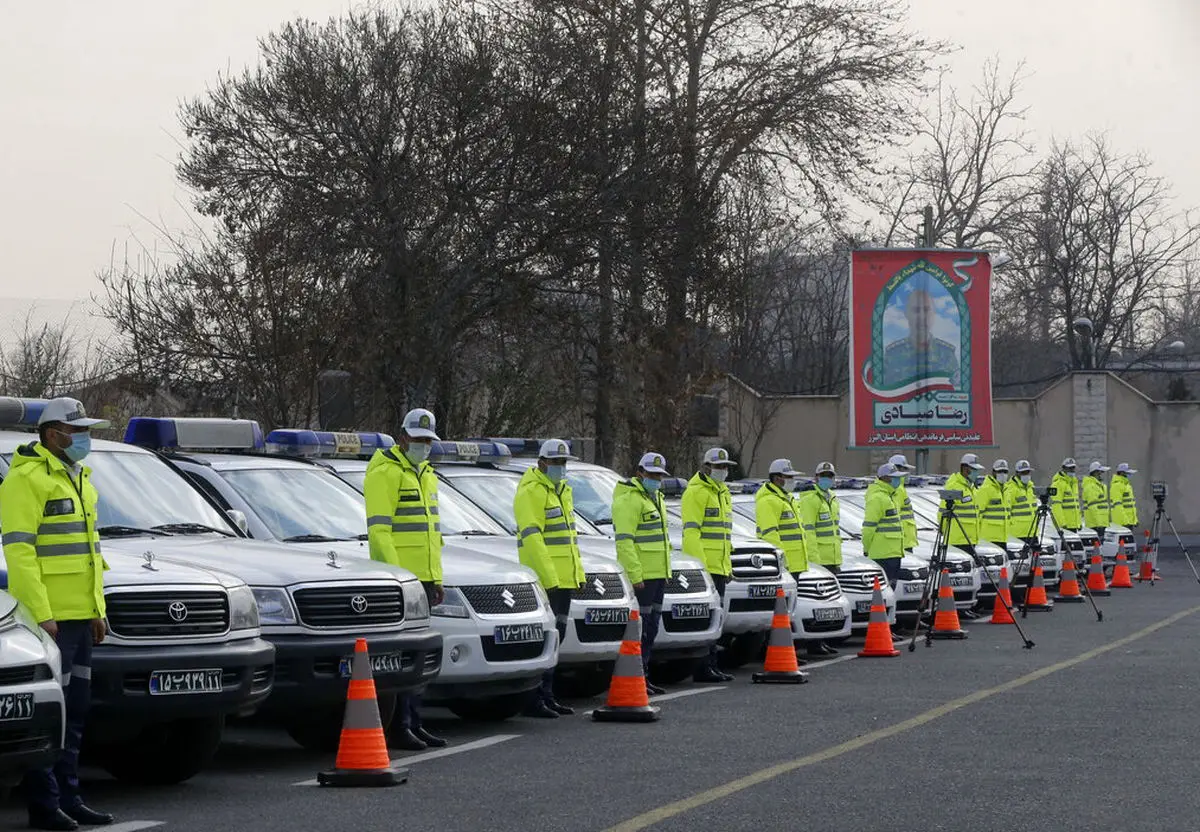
[1072,372,1108,466]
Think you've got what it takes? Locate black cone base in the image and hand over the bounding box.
[1089,588,1112,596]
[752,670,810,684]
[592,704,661,723]
[1054,595,1086,603]
[1024,602,1054,611]
[317,765,410,787]
[930,630,968,640]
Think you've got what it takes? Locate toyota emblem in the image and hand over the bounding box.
[168,601,188,622]
[350,595,369,614]
[750,554,763,569]
[501,588,516,608]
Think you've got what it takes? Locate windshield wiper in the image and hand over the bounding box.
[152,523,235,537]
[281,534,347,543]
[592,518,613,526]
[98,524,172,538]
[455,530,497,537]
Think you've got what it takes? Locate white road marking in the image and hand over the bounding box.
[292,733,520,786]
[106,822,166,832]
[800,654,857,669]
[649,686,725,703]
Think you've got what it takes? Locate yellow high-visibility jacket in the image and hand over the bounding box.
[513,466,585,590]
[680,473,733,577]
[363,446,443,582]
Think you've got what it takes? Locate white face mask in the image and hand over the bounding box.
[1021,474,1031,484]
[778,478,795,493]
[709,468,728,483]
[404,442,431,466]
[996,472,1008,483]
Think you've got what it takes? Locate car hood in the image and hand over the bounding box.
[95,545,249,590]
[287,539,539,586]
[128,534,412,587]
[432,534,620,575]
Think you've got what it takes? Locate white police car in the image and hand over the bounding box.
[131,422,558,723]
[0,589,64,789]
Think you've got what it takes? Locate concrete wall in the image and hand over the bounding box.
[722,372,1200,533]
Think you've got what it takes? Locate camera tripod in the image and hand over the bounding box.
[908,494,1034,651]
[1144,490,1200,586]
[1014,491,1103,622]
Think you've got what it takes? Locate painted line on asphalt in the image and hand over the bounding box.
[292,734,520,786]
[107,823,166,832]
[603,603,1200,832]
[800,654,857,670]
[650,687,725,703]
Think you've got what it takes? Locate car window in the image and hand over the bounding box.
[441,473,522,535]
[335,469,366,492]
[563,468,623,526]
[219,467,368,541]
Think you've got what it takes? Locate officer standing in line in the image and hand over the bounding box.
[681,448,735,683]
[941,453,984,618]
[612,452,672,696]
[1051,458,1083,532]
[513,439,585,717]
[1110,462,1139,533]
[1082,461,1112,539]
[976,460,1010,547]
[862,463,904,588]
[363,407,448,750]
[888,454,918,557]
[798,462,842,574]
[1005,460,1038,545]
[0,398,114,831]
[757,459,828,657]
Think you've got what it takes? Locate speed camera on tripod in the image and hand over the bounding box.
[1152,481,1168,499]
[938,489,963,502]
[1034,485,1058,499]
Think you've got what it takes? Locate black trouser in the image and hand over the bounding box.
[699,574,728,669]
[398,582,439,730]
[535,588,573,703]
[824,563,841,575]
[24,620,92,815]
[635,578,667,671]
[878,557,902,590]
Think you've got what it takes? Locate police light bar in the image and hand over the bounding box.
[124,417,264,451]
[429,440,512,465]
[659,477,689,497]
[469,437,576,458]
[264,429,395,459]
[0,397,48,429]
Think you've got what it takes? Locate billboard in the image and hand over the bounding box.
[848,249,993,448]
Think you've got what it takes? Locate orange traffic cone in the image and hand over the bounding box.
[593,609,662,722]
[1023,564,1054,611]
[1055,557,1085,603]
[1086,551,1112,596]
[859,577,900,657]
[930,569,967,639]
[753,587,810,683]
[317,638,408,787]
[990,567,1015,624]
[1136,529,1156,582]
[1110,551,1134,588]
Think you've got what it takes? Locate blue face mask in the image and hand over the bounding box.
[640,477,660,494]
[62,431,91,463]
[546,464,566,483]
[817,477,834,491]
[890,476,903,488]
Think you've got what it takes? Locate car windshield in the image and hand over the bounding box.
[219,467,369,541]
[42,449,235,533]
[443,470,598,537]
[434,486,509,536]
[564,467,623,526]
[335,469,366,491]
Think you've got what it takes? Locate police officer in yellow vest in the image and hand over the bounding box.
[1110,462,1139,531]
[363,407,448,751]
[514,439,586,717]
[0,398,114,830]
[888,454,918,555]
[612,452,672,696]
[1050,458,1082,532]
[1005,460,1038,543]
[862,463,904,587]
[1082,460,1111,538]
[681,447,734,683]
[798,462,841,573]
[976,459,1010,547]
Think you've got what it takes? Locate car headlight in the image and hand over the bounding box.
[228,585,260,631]
[402,581,432,621]
[531,582,549,608]
[252,587,296,625]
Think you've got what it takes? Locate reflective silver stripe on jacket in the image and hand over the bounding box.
[2,531,36,546]
[37,542,94,557]
[367,515,392,527]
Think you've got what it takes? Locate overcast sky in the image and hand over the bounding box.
[0,0,1196,308]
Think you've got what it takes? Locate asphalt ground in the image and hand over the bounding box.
[4,554,1200,832]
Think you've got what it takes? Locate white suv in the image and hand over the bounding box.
[0,590,64,789]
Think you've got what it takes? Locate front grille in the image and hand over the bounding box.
[106,591,229,637]
[837,570,886,593]
[481,636,546,662]
[293,585,404,628]
[573,573,624,601]
[795,577,841,602]
[665,569,707,595]
[661,611,714,632]
[952,589,973,602]
[729,598,776,612]
[0,664,52,686]
[573,620,624,643]
[731,550,781,580]
[424,650,442,672]
[460,584,538,615]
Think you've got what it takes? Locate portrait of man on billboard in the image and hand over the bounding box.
[881,277,961,390]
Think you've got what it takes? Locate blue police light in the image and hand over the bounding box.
[124,417,265,451]
[264,429,395,459]
[470,437,576,458]
[0,397,48,429]
[429,440,513,465]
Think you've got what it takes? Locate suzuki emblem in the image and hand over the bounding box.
[501,588,516,608]
[350,595,369,614]
[677,573,690,590]
[593,577,606,595]
[168,602,188,622]
[750,554,763,569]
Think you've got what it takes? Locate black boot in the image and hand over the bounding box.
[390,726,427,751]
[63,805,113,827]
[414,726,447,748]
[546,698,575,715]
[818,642,839,656]
[645,680,666,696]
[523,700,560,719]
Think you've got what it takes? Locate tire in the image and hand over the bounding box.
[286,694,396,752]
[446,693,530,723]
[554,665,613,699]
[94,716,225,785]
[719,632,766,669]
[649,658,699,686]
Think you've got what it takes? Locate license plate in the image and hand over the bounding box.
[748,584,781,599]
[584,607,630,625]
[671,603,709,619]
[950,576,973,587]
[0,692,34,721]
[1039,556,1056,567]
[149,669,222,696]
[814,607,844,622]
[904,584,925,595]
[855,600,873,613]
[339,652,404,679]
[493,623,545,644]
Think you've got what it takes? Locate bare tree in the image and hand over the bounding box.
[0,309,118,402]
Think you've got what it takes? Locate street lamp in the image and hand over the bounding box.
[1072,317,1095,370]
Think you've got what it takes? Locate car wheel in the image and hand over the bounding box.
[93,716,225,785]
[287,694,396,752]
[446,693,530,723]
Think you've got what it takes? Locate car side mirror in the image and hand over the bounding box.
[225,509,249,535]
